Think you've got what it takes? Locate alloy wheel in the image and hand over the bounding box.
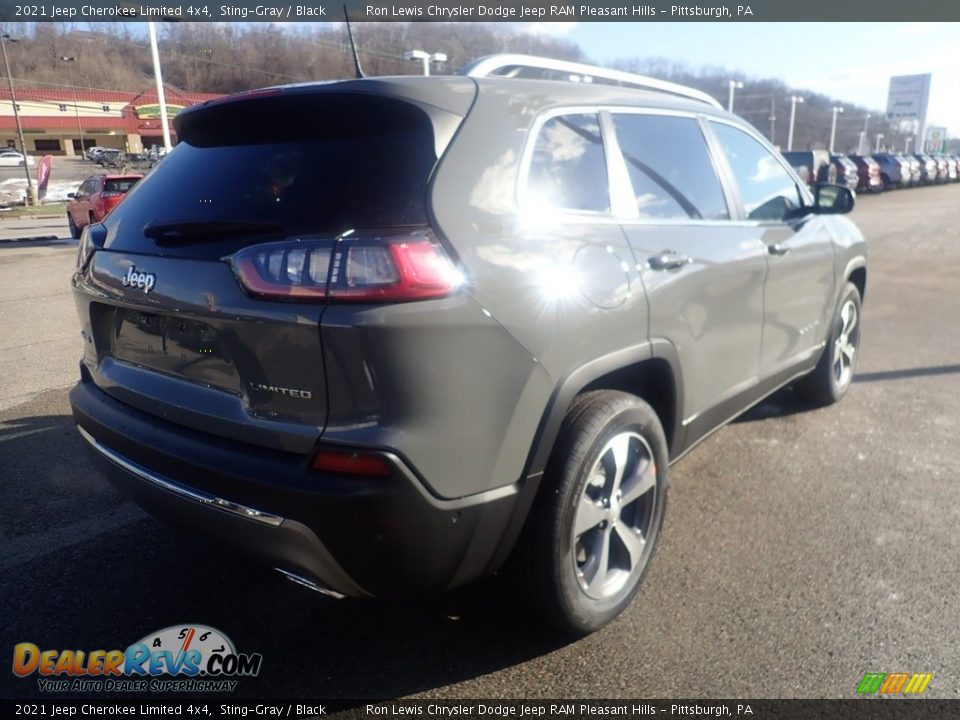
[572,431,658,600]
[833,298,859,389]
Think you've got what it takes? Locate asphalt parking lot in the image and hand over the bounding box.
[1,184,959,701]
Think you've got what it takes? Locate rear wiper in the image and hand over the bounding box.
[143,220,285,243]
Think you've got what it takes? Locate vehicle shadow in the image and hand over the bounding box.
[853,363,960,383]
[0,236,75,248]
[733,363,960,425]
[732,385,813,424]
[0,412,570,702]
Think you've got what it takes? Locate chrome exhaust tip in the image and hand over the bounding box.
[274,568,345,600]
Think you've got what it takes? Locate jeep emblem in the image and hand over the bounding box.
[121,266,156,294]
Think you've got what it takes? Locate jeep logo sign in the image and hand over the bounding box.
[121,266,156,294]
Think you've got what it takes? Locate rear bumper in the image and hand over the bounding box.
[70,376,523,597]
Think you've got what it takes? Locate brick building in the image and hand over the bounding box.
[0,85,223,156]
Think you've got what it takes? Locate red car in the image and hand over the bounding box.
[67,174,142,239]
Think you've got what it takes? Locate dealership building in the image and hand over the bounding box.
[0,85,223,156]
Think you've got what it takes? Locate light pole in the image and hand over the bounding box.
[787,95,804,151]
[874,133,884,153]
[904,137,913,153]
[0,33,34,204]
[829,106,844,154]
[727,80,744,113]
[147,22,172,151]
[403,49,447,76]
[59,56,85,156]
[858,113,871,155]
[769,97,776,145]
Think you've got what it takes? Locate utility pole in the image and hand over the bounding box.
[59,56,85,156]
[0,33,35,204]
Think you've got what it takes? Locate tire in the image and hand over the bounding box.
[67,213,80,240]
[794,282,862,406]
[519,390,669,636]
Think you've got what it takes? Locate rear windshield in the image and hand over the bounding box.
[107,93,437,245]
[104,179,139,193]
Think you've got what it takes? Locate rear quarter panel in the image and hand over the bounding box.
[425,81,662,493]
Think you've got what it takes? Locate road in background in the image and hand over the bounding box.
[0,217,70,242]
[1,186,959,700]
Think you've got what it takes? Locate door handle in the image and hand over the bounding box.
[768,242,791,256]
[648,251,692,271]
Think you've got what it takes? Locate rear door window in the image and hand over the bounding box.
[710,122,803,222]
[612,113,728,220]
[526,113,610,213]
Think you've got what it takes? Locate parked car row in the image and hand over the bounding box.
[783,150,960,194]
[85,146,168,165]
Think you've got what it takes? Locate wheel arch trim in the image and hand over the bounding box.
[485,338,684,575]
[843,255,867,279]
[524,338,685,481]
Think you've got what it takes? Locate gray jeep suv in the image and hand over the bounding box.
[70,55,866,635]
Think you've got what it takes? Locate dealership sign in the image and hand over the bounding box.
[885,74,931,123]
[134,103,185,119]
[924,126,947,154]
[36,155,53,201]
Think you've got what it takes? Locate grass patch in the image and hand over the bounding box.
[0,202,67,219]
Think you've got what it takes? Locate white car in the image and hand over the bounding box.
[0,150,35,167]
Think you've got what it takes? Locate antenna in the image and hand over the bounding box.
[343,5,365,79]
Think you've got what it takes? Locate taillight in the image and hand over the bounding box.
[310,448,394,477]
[76,224,106,270]
[229,230,463,302]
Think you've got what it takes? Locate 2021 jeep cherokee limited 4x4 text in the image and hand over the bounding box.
[70,55,866,635]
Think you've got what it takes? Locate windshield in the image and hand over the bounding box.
[104,179,140,193]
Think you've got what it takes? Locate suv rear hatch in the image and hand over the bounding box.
[73,83,472,454]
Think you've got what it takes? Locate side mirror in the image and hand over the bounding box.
[813,183,855,215]
[67,193,76,199]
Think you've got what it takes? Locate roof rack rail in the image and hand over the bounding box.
[459,54,723,110]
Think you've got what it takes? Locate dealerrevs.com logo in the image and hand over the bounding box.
[12,624,262,693]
